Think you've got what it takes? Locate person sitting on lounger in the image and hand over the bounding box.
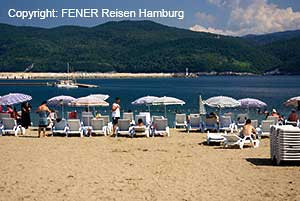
[242,119,257,140]
[137,118,145,127]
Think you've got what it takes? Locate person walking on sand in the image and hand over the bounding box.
[112,97,121,135]
[36,101,51,138]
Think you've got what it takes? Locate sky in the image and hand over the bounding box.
[0,0,300,36]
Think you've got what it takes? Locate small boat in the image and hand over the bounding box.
[54,63,78,89]
[55,80,78,89]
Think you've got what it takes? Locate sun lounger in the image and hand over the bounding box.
[0,113,11,123]
[97,116,112,134]
[66,119,84,137]
[115,119,134,138]
[133,125,150,138]
[236,113,248,127]
[251,120,259,129]
[152,116,164,124]
[186,116,202,133]
[223,134,259,149]
[82,116,93,127]
[82,111,93,117]
[258,120,275,138]
[135,115,147,126]
[174,114,187,129]
[90,119,107,136]
[285,120,299,127]
[123,112,135,124]
[270,125,300,165]
[0,118,23,136]
[207,131,226,145]
[52,119,68,136]
[139,112,151,125]
[219,116,237,133]
[152,119,170,137]
[203,117,218,132]
[266,116,278,124]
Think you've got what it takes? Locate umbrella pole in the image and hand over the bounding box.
[164,105,167,118]
[62,105,64,119]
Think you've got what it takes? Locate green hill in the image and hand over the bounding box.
[0,20,291,73]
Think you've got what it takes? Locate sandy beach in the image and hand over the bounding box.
[0,129,299,201]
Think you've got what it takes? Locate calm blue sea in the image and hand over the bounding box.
[0,76,300,126]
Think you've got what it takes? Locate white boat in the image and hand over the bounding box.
[56,80,78,88]
[55,63,78,89]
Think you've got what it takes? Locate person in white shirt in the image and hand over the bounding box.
[112,97,121,134]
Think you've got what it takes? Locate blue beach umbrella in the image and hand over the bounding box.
[47,95,76,118]
[0,93,32,105]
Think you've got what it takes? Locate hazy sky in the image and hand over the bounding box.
[1,0,300,36]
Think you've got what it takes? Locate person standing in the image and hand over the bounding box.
[112,97,121,135]
[21,102,32,129]
[36,101,51,138]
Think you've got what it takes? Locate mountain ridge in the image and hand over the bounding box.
[0,20,298,74]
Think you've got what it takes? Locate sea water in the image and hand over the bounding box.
[0,76,299,126]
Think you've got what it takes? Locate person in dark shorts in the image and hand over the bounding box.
[112,97,121,134]
[36,101,51,138]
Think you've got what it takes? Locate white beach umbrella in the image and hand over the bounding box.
[205,96,240,109]
[87,94,110,101]
[0,93,32,105]
[131,96,159,112]
[151,96,185,117]
[71,96,109,107]
[47,95,76,118]
[70,96,109,126]
[284,96,300,107]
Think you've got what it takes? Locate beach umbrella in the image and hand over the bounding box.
[199,95,206,115]
[284,96,300,107]
[87,94,109,101]
[47,95,76,118]
[70,96,109,126]
[131,96,159,112]
[0,93,32,105]
[238,98,267,109]
[71,96,109,107]
[151,96,185,117]
[205,96,240,108]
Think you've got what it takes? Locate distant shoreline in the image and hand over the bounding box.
[0,72,173,80]
[0,72,292,80]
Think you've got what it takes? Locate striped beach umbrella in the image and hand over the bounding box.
[0,93,32,105]
[48,95,76,118]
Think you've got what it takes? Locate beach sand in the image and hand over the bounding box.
[0,129,299,201]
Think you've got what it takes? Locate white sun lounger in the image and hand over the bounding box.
[152,119,170,137]
[91,119,107,137]
[123,112,135,124]
[0,118,23,136]
[258,120,275,138]
[223,134,259,149]
[219,116,237,133]
[174,114,187,129]
[97,116,112,134]
[115,119,134,138]
[186,116,202,133]
[207,131,226,145]
[52,119,68,136]
[66,119,84,138]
